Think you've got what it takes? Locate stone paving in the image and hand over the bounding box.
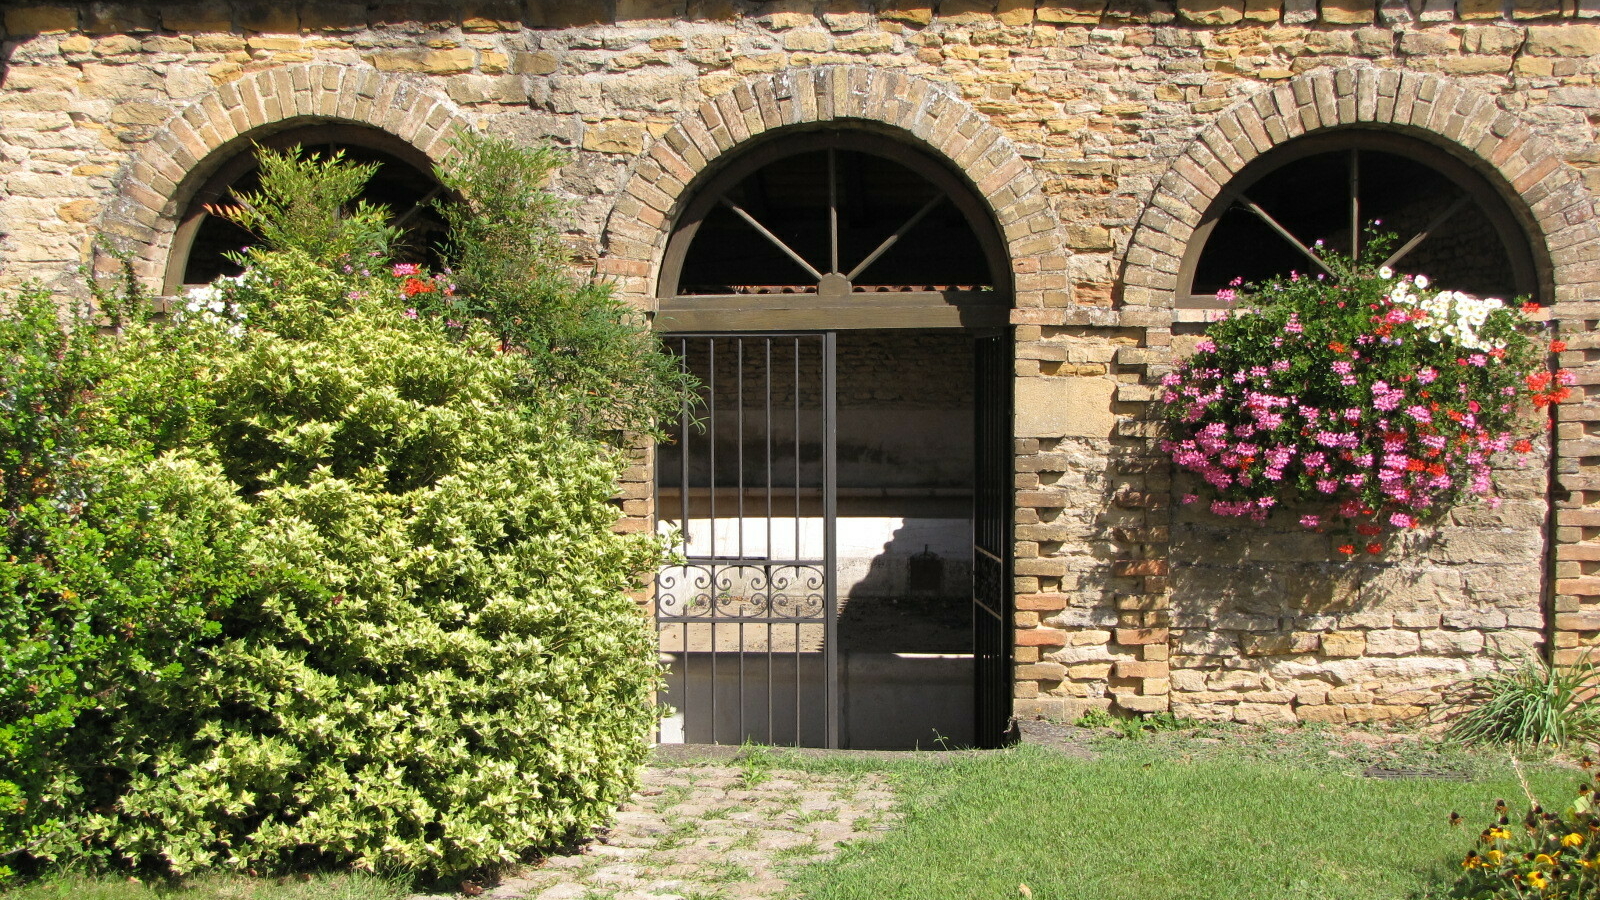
[437,756,898,900]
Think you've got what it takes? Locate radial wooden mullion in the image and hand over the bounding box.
[846,194,945,283]
[720,197,825,281]
[828,148,840,276]
[1349,148,1361,261]
[1382,192,1473,272]
[1237,194,1337,278]
[391,184,443,228]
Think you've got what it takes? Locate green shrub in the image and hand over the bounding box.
[431,134,690,440]
[2,139,676,880]
[1446,654,1600,750]
[1449,786,1599,898]
[0,280,250,880]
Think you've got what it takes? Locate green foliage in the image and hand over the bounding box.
[431,134,691,439]
[1446,654,1600,750]
[1450,785,1599,898]
[1072,708,1195,740]
[0,274,251,881]
[0,870,410,900]
[3,141,675,882]
[220,147,401,267]
[1072,708,1117,730]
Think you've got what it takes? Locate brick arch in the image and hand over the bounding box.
[1125,67,1600,308]
[97,63,470,290]
[598,66,1066,309]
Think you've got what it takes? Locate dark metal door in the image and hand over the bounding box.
[973,332,1016,749]
[655,333,839,748]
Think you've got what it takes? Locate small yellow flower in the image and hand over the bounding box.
[1462,853,1481,870]
[1534,853,1558,866]
[1488,827,1513,842]
[1527,871,1549,891]
[1486,849,1505,866]
[1564,832,1586,848]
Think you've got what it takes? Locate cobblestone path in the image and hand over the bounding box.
[436,761,898,900]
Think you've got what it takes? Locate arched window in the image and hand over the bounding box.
[164,124,447,294]
[1178,131,1538,308]
[657,130,1009,331]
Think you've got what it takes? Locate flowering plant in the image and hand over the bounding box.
[1452,787,1599,899]
[1160,241,1568,552]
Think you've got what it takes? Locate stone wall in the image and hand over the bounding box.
[5,0,1600,725]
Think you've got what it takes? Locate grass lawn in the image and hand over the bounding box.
[787,724,1587,900]
[3,723,1587,900]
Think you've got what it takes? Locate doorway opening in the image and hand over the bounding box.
[651,128,1014,750]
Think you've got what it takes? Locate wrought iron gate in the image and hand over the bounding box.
[973,332,1016,748]
[655,333,839,748]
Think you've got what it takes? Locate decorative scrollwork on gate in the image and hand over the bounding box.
[656,563,826,621]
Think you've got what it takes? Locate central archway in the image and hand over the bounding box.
[645,117,1021,750]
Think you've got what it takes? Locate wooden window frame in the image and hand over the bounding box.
[655,129,1012,332]
[1174,129,1540,322]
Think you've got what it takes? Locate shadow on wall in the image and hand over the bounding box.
[1165,447,1549,724]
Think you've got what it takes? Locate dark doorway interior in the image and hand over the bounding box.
[655,330,979,749]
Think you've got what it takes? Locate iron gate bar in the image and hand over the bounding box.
[823,331,838,749]
[656,333,837,748]
[973,331,1016,749]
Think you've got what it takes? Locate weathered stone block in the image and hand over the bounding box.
[784,30,833,51]
[998,0,1038,23]
[1321,631,1367,657]
[1512,0,1564,16]
[1116,694,1171,713]
[1038,0,1111,21]
[879,0,934,24]
[5,5,78,32]
[1014,376,1117,439]
[835,32,894,52]
[1421,629,1486,655]
[1321,0,1376,21]
[1233,702,1296,724]
[1458,0,1506,17]
[1241,632,1319,656]
[1365,629,1423,656]
[1525,25,1600,56]
[583,121,648,154]
[366,49,477,74]
[1176,0,1244,22]
[512,51,559,74]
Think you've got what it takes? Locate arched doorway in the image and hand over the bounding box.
[651,129,1014,749]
